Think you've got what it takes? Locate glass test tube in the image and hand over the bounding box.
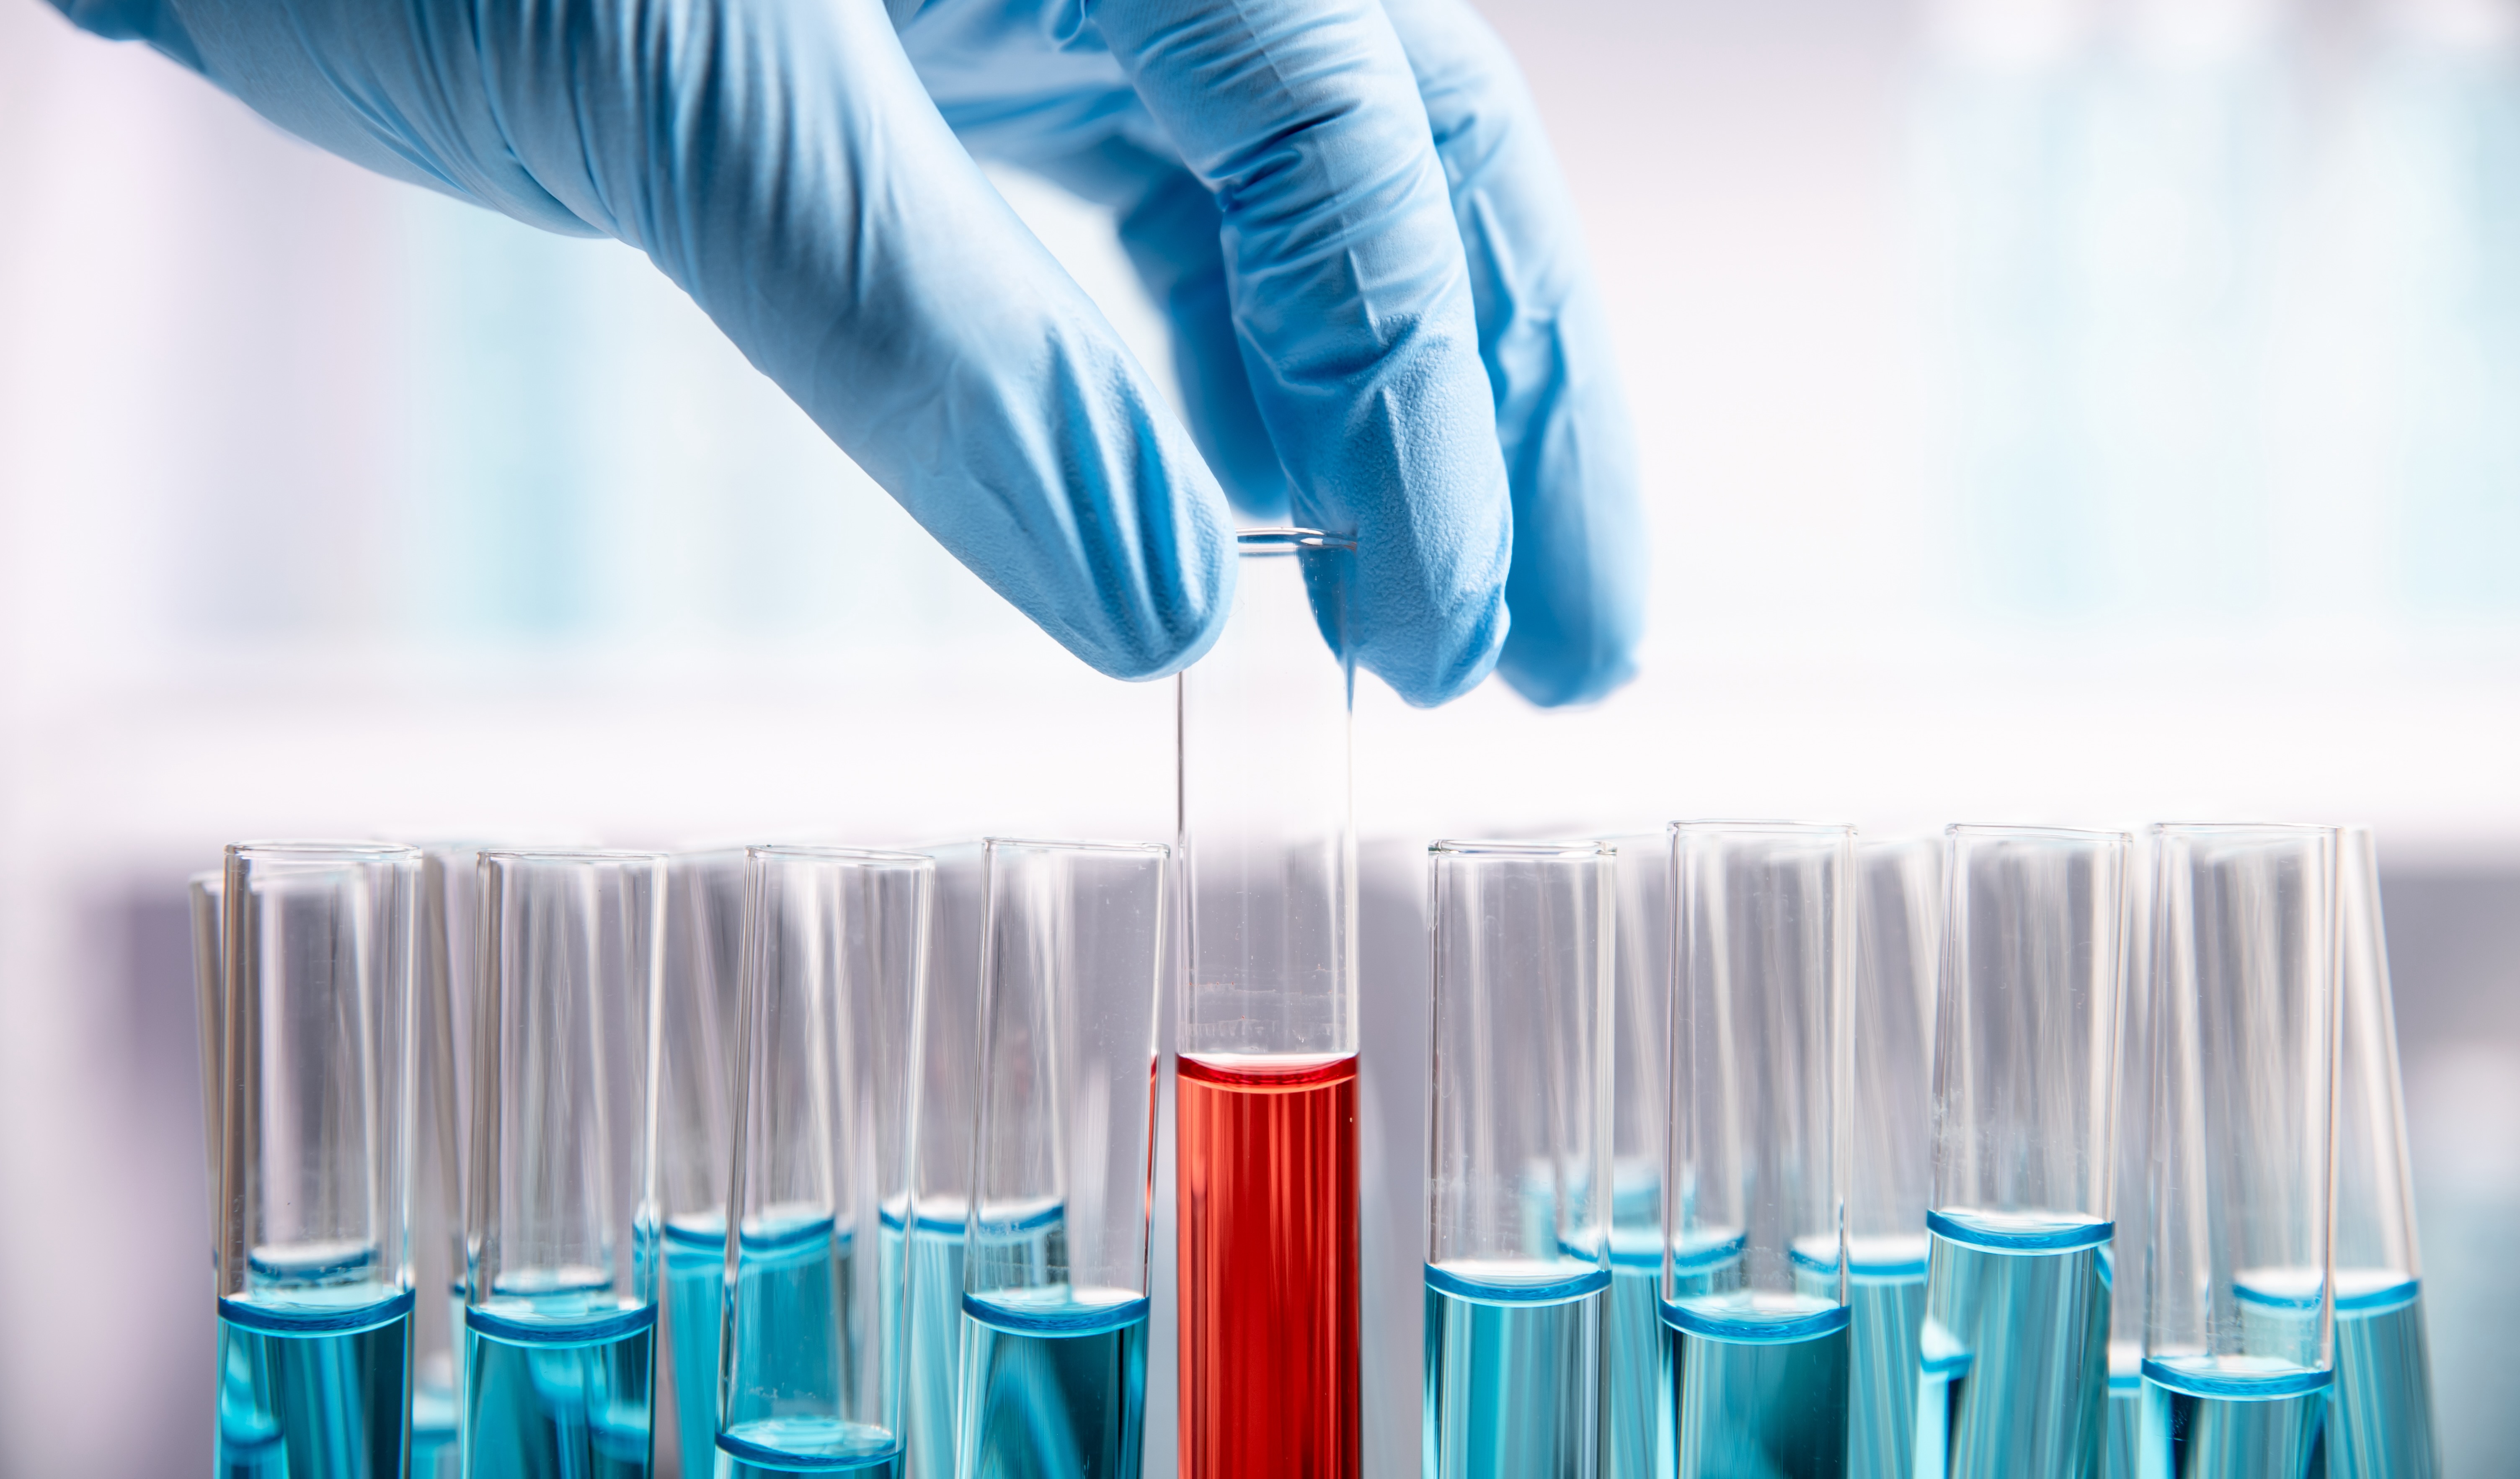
[214,841,423,1479]
[1663,822,1854,1479]
[954,840,1170,1477]
[657,848,746,1479]
[2106,829,2156,1479]
[411,843,490,1479]
[188,869,224,1258]
[717,846,930,1476]
[464,848,667,1476]
[1921,826,2127,1476]
[898,842,988,1479]
[1175,529,1358,1479]
[2141,825,2340,1476]
[1601,833,1672,1479]
[1423,841,1614,1479]
[1847,838,1939,1479]
[2327,827,2440,1477]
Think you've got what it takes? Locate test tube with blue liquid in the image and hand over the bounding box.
[2326,827,2440,1476]
[412,843,494,1478]
[717,846,930,1475]
[1422,840,1614,1479]
[214,840,423,1478]
[464,848,668,1476]
[661,848,745,1479]
[1846,838,1939,1479]
[1601,833,1672,1479]
[1664,822,1855,1479]
[2108,830,2158,1479]
[953,839,1169,1477]
[1921,825,2126,1476]
[2141,824,2339,1477]
[895,842,988,1479]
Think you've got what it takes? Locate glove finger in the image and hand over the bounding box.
[75,0,1237,680]
[1029,139,1292,521]
[1090,0,1513,707]
[1381,0,1647,708]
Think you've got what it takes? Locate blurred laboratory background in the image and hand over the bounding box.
[5,0,2520,1473]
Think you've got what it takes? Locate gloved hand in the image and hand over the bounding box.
[54,0,1646,706]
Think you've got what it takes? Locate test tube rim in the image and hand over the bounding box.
[477,845,669,866]
[1234,526,1357,553]
[981,836,1172,860]
[2149,820,2341,841]
[1944,822,2133,845]
[741,843,932,870]
[1429,837,1614,860]
[1666,819,1856,837]
[228,838,423,863]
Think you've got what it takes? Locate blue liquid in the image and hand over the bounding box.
[954,1289,1149,1479]
[2108,1347,2143,1479]
[1423,1264,1608,1479]
[2327,1273,2437,1479]
[883,1213,968,1479]
[1660,1295,1851,1478]
[415,1373,460,1478]
[216,1284,414,1478]
[666,1217,728,1479]
[1841,1241,1928,1479]
[1606,1249,1660,1479]
[1919,1210,2112,1478]
[2138,1359,2329,1478]
[463,1294,656,1477]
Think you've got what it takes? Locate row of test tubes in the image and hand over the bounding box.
[182,531,2436,1478]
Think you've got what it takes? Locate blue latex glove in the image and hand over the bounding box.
[54,0,1645,706]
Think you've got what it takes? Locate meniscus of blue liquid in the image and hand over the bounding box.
[1423,1260,1609,1479]
[1658,1233,1851,1479]
[2327,1269,2439,1479]
[664,1213,728,1479]
[1918,1208,2112,1478]
[1825,1235,1928,1479]
[217,1270,415,1479]
[463,1280,657,1478]
[714,1211,903,1479]
[883,1204,971,1479]
[954,1286,1149,1479]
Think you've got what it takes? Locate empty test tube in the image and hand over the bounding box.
[1422,840,1615,1479]
[1664,822,1855,1479]
[716,846,930,1476]
[464,848,668,1476]
[1921,826,2127,1476]
[1175,529,1360,1479]
[2141,825,2340,1477]
[1846,839,1939,1479]
[953,840,1170,1478]
[2327,827,2441,1477]
[214,841,423,1479]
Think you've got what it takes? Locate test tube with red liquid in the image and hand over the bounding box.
[1175,529,1359,1479]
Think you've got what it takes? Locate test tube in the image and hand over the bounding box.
[954,839,1170,1476]
[1663,822,1854,1478]
[411,843,488,1479]
[897,842,989,1479]
[2141,825,2340,1476]
[214,840,423,1478]
[1921,826,2126,1475]
[2327,827,2440,1476]
[2107,829,2157,1478]
[660,847,746,1479]
[1423,841,1614,1479]
[1601,833,1673,1479]
[1175,529,1358,1479]
[1847,838,1939,1479]
[463,848,667,1474]
[716,846,930,1475]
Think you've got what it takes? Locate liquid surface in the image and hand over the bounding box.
[2108,1345,2143,1479]
[954,1291,1149,1479]
[716,1211,900,1473]
[2138,1360,2329,1479]
[217,1285,413,1479]
[1423,1266,1607,1479]
[885,1215,968,1479]
[464,1294,656,1478]
[1605,1254,1659,1479]
[1660,1296,1851,1479]
[666,1218,726,1479]
[1175,1052,1359,1479]
[1920,1210,2112,1479]
[2327,1274,2437,1479]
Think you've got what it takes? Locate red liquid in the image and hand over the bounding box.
[1175,1052,1360,1479]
